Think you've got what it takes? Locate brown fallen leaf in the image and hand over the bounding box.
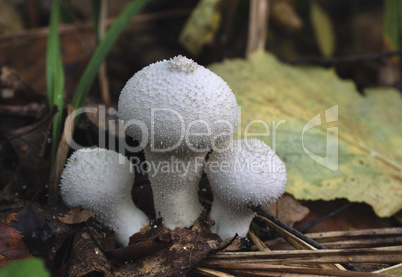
[67,226,112,277]
[0,26,95,99]
[267,194,310,227]
[0,221,32,266]
[114,213,222,276]
[58,206,95,225]
[2,108,56,193]
[271,0,303,32]
[106,226,173,266]
[0,66,44,105]
[10,202,71,264]
[294,200,392,233]
[5,212,18,224]
[217,237,244,252]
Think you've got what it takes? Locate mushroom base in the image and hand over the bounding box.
[110,198,149,246]
[209,196,255,240]
[144,149,207,229]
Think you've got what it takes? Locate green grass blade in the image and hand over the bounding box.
[46,0,62,106]
[72,0,149,110]
[46,0,65,163]
[51,52,65,162]
[90,0,102,42]
[383,0,401,50]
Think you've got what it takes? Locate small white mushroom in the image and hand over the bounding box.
[118,55,238,229]
[60,148,149,246]
[205,139,287,240]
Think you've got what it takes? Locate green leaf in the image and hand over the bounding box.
[90,0,102,42]
[46,0,61,106]
[46,0,65,163]
[310,1,336,57]
[0,258,50,277]
[72,0,149,110]
[179,0,221,56]
[209,52,402,217]
[383,0,401,50]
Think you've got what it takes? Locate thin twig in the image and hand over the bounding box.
[256,213,346,271]
[206,246,402,264]
[194,266,235,277]
[0,9,191,42]
[26,0,39,28]
[250,203,330,249]
[48,105,74,206]
[246,0,269,58]
[263,227,402,250]
[373,263,402,274]
[206,263,390,277]
[98,0,111,106]
[86,219,107,253]
[0,103,47,118]
[249,230,271,252]
[0,107,57,152]
[1,66,41,95]
[297,202,352,233]
[249,203,358,271]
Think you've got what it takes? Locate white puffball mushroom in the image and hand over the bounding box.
[205,139,287,240]
[118,55,238,229]
[60,148,149,246]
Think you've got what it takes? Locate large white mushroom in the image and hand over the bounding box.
[60,148,149,246]
[118,55,238,229]
[205,139,287,240]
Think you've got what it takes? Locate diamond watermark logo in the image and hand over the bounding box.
[302,105,338,171]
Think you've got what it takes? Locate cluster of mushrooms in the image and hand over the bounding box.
[60,56,287,246]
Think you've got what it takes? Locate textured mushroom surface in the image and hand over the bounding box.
[118,55,239,152]
[60,148,149,246]
[144,150,207,229]
[118,55,239,229]
[205,139,287,240]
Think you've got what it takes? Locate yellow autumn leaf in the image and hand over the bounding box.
[179,0,221,56]
[310,1,336,57]
[209,52,402,217]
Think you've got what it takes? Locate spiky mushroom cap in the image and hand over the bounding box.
[118,55,238,153]
[205,139,287,240]
[60,148,148,246]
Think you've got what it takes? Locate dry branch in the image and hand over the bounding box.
[251,205,348,271]
[246,0,269,58]
[249,230,271,252]
[48,105,74,205]
[264,228,402,250]
[0,9,191,42]
[201,263,390,277]
[194,266,236,277]
[205,246,402,264]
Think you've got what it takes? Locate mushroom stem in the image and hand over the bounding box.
[110,197,149,246]
[144,148,207,229]
[210,195,255,240]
